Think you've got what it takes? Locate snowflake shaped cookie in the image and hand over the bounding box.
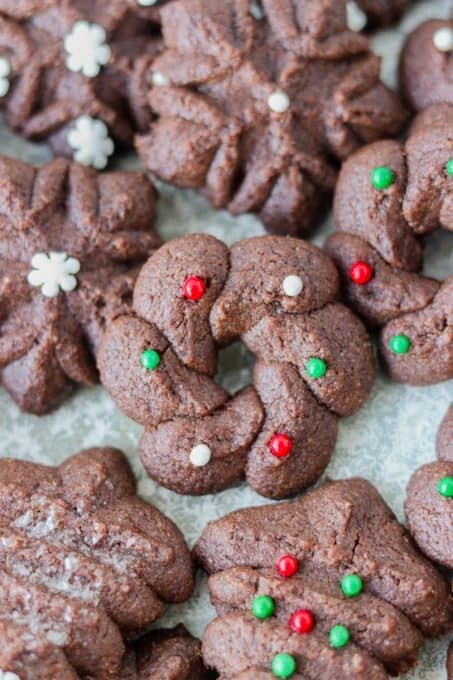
[27,252,81,298]
[0,156,160,414]
[67,116,115,169]
[0,57,10,98]
[64,21,111,78]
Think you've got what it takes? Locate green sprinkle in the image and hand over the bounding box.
[446,158,453,177]
[371,166,395,190]
[272,653,297,679]
[437,476,453,498]
[340,574,363,597]
[140,349,160,370]
[306,357,327,379]
[389,334,411,355]
[252,595,275,619]
[329,625,350,649]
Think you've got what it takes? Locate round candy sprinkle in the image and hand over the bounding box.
[371,166,394,190]
[189,443,211,467]
[389,334,411,354]
[140,349,160,370]
[271,653,297,679]
[252,595,275,619]
[446,158,453,177]
[283,274,303,297]
[289,609,315,634]
[276,555,299,578]
[151,70,169,87]
[306,357,327,379]
[340,574,363,597]
[432,26,453,52]
[269,434,293,459]
[349,261,373,285]
[437,476,453,498]
[268,91,290,114]
[346,1,367,32]
[182,275,206,301]
[329,625,350,648]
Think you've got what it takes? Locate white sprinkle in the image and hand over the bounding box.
[138,0,158,5]
[27,252,80,298]
[267,90,290,114]
[249,2,264,20]
[346,1,367,32]
[0,56,11,97]
[151,70,169,87]
[189,444,211,467]
[0,671,21,680]
[283,275,303,297]
[64,21,111,78]
[432,26,453,52]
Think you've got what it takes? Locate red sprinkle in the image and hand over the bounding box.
[289,609,315,634]
[277,555,299,578]
[349,261,373,285]
[182,276,206,301]
[269,434,293,459]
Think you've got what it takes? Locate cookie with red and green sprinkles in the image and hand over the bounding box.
[99,233,375,499]
[325,104,453,386]
[195,476,452,678]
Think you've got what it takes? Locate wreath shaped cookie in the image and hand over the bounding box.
[325,104,453,385]
[136,0,407,237]
[0,0,166,166]
[99,234,375,498]
[0,447,194,679]
[0,156,160,414]
[194,476,452,678]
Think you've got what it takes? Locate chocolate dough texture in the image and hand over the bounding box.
[136,0,407,236]
[99,233,375,498]
[325,104,453,386]
[0,156,160,414]
[0,447,195,679]
[194,476,452,678]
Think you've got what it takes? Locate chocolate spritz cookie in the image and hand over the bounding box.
[99,233,375,498]
[400,19,453,112]
[0,0,167,165]
[194,476,452,679]
[405,404,453,679]
[0,447,194,679]
[325,104,453,385]
[0,155,160,414]
[136,0,407,237]
[122,625,211,679]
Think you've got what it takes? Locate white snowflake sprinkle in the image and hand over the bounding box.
[67,116,114,170]
[346,1,367,32]
[267,90,290,114]
[27,252,80,298]
[64,21,111,78]
[432,26,453,53]
[151,70,170,87]
[138,0,158,5]
[189,444,211,467]
[0,57,11,97]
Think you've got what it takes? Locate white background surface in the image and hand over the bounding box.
[0,1,452,677]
